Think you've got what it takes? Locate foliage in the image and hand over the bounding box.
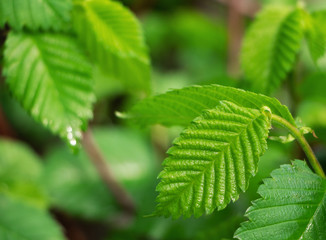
[0,0,72,31]
[128,3,326,234]
[241,4,326,94]
[0,140,65,240]
[0,139,47,208]
[128,84,295,127]
[72,0,150,93]
[42,127,157,220]
[4,32,95,147]
[1,0,150,148]
[241,6,302,94]
[0,193,65,240]
[235,160,326,240]
[1,0,326,239]
[155,101,271,218]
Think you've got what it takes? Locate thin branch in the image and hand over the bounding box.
[226,0,245,76]
[0,105,17,139]
[82,129,136,216]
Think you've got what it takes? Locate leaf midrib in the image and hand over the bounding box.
[159,109,265,211]
[266,9,297,89]
[298,186,326,239]
[84,1,144,61]
[29,35,74,130]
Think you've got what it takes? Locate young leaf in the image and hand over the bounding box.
[241,6,302,94]
[0,193,65,240]
[235,160,326,240]
[155,101,272,218]
[128,84,295,127]
[72,0,150,92]
[0,0,72,31]
[3,31,95,147]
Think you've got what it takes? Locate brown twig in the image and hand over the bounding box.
[226,0,245,76]
[215,0,260,17]
[82,129,136,217]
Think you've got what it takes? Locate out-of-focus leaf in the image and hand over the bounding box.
[260,0,297,6]
[142,13,171,60]
[0,139,47,208]
[171,10,227,53]
[299,72,326,102]
[241,6,302,94]
[42,127,158,220]
[3,32,95,149]
[298,101,326,128]
[0,0,72,31]
[304,10,326,64]
[72,0,150,93]
[0,193,65,240]
[93,65,124,100]
[0,88,53,146]
[171,10,227,76]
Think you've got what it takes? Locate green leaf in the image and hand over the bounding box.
[0,0,72,31]
[234,160,326,240]
[241,6,302,94]
[42,127,158,220]
[0,139,48,208]
[127,84,296,127]
[155,101,272,218]
[72,0,150,93]
[3,31,95,148]
[304,11,326,64]
[0,193,65,240]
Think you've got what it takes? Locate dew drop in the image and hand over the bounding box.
[66,126,73,133]
[67,132,73,140]
[70,139,77,146]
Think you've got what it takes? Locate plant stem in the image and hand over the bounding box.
[271,114,326,178]
[82,129,136,215]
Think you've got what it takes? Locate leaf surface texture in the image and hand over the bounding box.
[72,0,150,92]
[235,160,326,240]
[0,0,71,31]
[156,101,271,218]
[129,84,295,127]
[3,32,95,146]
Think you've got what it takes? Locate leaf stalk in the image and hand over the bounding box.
[271,114,325,178]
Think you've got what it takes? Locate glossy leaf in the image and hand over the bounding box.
[155,101,272,218]
[3,32,95,147]
[72,0,150,92]
[128,84,295,127]
[235,160,326,240]
[0,0,72,31]
[241,6,302,94]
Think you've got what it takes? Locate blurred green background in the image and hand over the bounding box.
[1,0,326,239]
